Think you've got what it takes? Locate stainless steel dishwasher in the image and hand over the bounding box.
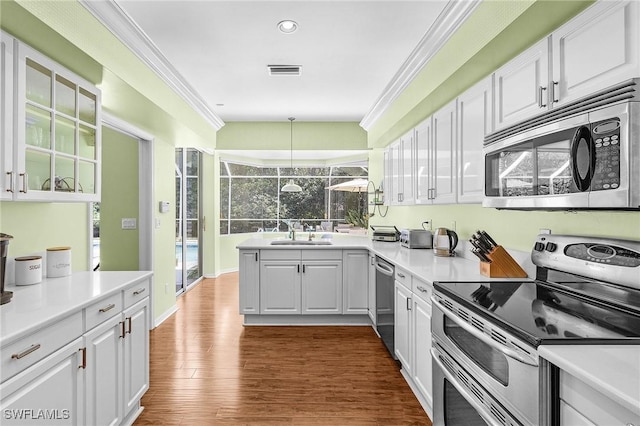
[374,256,395,358]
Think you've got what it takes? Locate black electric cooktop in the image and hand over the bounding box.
[433,276,640,348]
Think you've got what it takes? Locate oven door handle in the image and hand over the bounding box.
[431,348,503,426]
[431,297,538,366]
[375,262,394,277]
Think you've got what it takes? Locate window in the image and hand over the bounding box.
[220,161,368,234]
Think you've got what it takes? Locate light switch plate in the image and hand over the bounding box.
[121,218,137,230]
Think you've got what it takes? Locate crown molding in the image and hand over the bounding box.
[79,0,225,131]
[359,0,481,131]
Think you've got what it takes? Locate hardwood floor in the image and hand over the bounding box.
[135,273,431,425]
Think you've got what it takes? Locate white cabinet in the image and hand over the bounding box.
[122,299,149,420]
[1,32,14,200]
[394,279,412,375]
[385,130,415,205]
[367,253,376,325]
[238,250,260,314]
[560,370,640,426]
[494,38,549,130]
[552,1,640,108]
[1,32,101,202]
[431,100,457,204]
[415,116,432,203]
[412,296,432,415]
[259,249,344,315]
[0,338,85,426]
[457,77,492,204]
[260,260,301,314]
[342,250,368,315]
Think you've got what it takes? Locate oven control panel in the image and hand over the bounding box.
[531,234,640,289]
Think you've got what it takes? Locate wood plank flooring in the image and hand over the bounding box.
[135,273,431,425]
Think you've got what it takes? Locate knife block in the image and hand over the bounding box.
[479,245,528,278]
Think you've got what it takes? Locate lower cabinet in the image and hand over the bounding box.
[367,253,376,325]
[342,250,368,314]
[0,338,85,425]
[394,280,412,374]
[238,250,260,314]
[260,261,302,314]
[412,296,433,412]
[302,261,343,314]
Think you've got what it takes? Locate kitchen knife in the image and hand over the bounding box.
[480,230,498,248]
[473,234,492,253]
[476,249,491,263]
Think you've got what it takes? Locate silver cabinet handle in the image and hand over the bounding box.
[431,296,538,366]
[397,272,405,279]
[432,347,503,426]
[78,347,86,369]
[119,321,126,339]
[126,316,132,334]
[407,297,412,311]
[19,173,28,193]
[133,287,146,296]
[416,285,429,293]
[11,344,41,359]
[99,303,115,313]
[552,81,559,103]
[538,86,547,108]
[6,172,14,193]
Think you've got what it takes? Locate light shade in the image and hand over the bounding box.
[281,179,302,192]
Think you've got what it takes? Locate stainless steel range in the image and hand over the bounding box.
[431,234,640,426]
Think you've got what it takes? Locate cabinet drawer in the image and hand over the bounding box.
[412,277,432,303]
[560,371,640,425]
[1,311,83,382]
[260,249,301,260]
[302,249,342,260]
[85,292,123,331]
[123,279,150,309]
[395,267,411,289]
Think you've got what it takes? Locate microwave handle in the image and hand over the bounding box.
[431,296,538,366]
[431,347,504,426]
[570,126,596,192]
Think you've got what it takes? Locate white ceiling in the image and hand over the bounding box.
[114,0,449,123]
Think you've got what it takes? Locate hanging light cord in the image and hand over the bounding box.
[289,117,295,169]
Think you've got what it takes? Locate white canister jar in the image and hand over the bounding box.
[46,246,71,277]
[15,256,43,285]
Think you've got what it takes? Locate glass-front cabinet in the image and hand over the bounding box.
[11,37,101,202]
[1,33,14,200]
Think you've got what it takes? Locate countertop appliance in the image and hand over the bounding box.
[483,79,640,210]
[370,225,400,242]
[431,234,640,426]
[0,234,12,305]
[433,228,458,257]
[400,229,432,249]
[374,256,395,359]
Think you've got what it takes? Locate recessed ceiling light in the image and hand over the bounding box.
[277,20,298,34]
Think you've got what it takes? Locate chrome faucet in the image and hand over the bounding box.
[308,233,315,241]
[289,228,296,241]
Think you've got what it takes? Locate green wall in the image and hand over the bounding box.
[99,127,139,271]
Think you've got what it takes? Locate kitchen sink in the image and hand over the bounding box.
[269,239,333,245]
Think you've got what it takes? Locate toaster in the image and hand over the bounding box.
[399,229,433,249]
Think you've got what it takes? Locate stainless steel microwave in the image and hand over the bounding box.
[483,79,640,210]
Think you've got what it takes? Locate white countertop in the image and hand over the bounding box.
[1,271,153,346]
[539,345,640,416]
[237,235,518,284]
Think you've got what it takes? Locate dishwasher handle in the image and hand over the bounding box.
[375,261,394,277]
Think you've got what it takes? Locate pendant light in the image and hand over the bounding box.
[281,117,302,192]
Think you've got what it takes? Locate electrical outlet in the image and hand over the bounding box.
[121,218,137,230]
[539,228,552,235]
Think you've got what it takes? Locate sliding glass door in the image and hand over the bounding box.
[175,148,202,294]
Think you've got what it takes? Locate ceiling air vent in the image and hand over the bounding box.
[268,64,302,76]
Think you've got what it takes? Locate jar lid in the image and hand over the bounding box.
[47,246,71,251]
[0,233,12,241]
[15,256,42,261]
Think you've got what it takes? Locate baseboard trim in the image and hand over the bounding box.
[154,305,179,328]
[243,314,372,326]
[204,268,238,279]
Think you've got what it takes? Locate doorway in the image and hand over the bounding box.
[175,148,203,293]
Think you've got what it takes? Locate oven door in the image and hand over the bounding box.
[432,341,524,426]
[431,295,539,426]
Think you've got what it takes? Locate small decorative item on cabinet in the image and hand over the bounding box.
[367,181,388,217]
[46,246,71,277]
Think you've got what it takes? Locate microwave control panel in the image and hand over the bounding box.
[591,118,621,191]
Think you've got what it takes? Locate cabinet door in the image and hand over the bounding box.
[1,32,14,200]
[389,141,401,205]
[400,130,415,205]
[84,315,123,426]
[0,338,84,426]
[432,100,457,204]
[342,250,368,314]
[412,297,433,416]
[301,260,342,314]
[394,281,412,374]
[494,38,549,130]
[415,116,433,204]
[260,261,301,314]
[122,299,149,418]
[552,1,640,107]
[367,254,376,325]
[238,250,260,314]
[15,41,101,202]
[383,149,391,205]
[457,77,492,204]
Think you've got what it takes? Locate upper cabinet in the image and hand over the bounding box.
[551,0,640,107]
[457,77,492,204]
[1,31,101,202]
[1,33,14,200]
[385,130,415,206]
[495,0,640,131]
